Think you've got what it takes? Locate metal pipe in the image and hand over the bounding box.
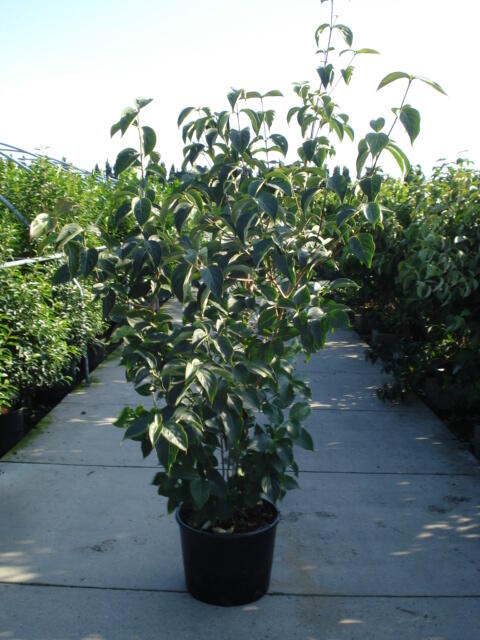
[0,194,30,228]
[0,151,32,172]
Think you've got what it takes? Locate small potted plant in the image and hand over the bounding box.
[32,1,442,605]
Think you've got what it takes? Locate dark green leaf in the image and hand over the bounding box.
[341,66,353,84]
[290,402,311,422]
[287,106,300,124]
[141,126,156,155]
[253,238,274,266]
[227,88,243,111]
[201,265,223,300]
[133,197,152,225]
[248,179,264,197]
[102,289,116,317]
[241,108,261,135]
[301,187,321,212]
[171,262,189,302]
[348,234,375,267]
[317,64,333,89]
[328,172,348,202]
[196,369,217,403]
[53,263,71,285]
[356,139,369,177]
[236,209,257,243]
[65,242,80,276]
[365,132,389,157]
[329,278,359,291]
[385,141,411,175]
[359,175,382,201]
[135,97,153,109]
[115,202,131,224]
[206,468,227,499]
[162,422,188,452]
[283,475,299,490]
[230,128,250,153]
[177,107,194,127]
[257,191,278,220]
[315,22,330,46]
[377,71,411,90]
[81,247,98,277]
[399,105,420,144]
[174,203,192,233]
[310,318,328,347]
[56,223,82,248]
[273,253,293,283]
[335,24,353,46]
[217,336,233,362]
[269,134,288,156]
[190,478,211,509]
[369,118,385,132]
[302,139,317,162]
[114,148,139,175]
[124,413,151,440]
[205,127,218,149]
[363,202,382,227]
[258,307,277,333]
[293,285,310,309]
[269,177,292,196]
[416,76,447,95]
[296,427,314,450]
[336,206,355,227]
[110,106,138,137]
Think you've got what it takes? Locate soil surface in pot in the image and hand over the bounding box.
[183,501,277,534]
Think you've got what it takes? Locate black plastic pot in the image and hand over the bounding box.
[0,408,24,456]
[176,501,280,606]
[424,376,455,413]
[37,382,73,406]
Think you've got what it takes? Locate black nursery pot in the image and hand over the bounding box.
[176,501,280,606]
[0,408,24,456]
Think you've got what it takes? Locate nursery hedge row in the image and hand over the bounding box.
[0,159,120,410]
[0,263,106,409]
[337,160,480,417]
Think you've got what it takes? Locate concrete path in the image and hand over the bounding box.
[1,329,479,639]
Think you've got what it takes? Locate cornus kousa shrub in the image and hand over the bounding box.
[33,0,443,531]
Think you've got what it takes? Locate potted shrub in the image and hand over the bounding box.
[32,1,442,605]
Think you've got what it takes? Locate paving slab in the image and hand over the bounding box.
[1,463,479,596]
[1,584,479,640]
[8,403,477,475]
[276,471,480,597]
[4,403,150,467]
[295,409,479,474]
[0,463,180,590]
[306,371,431,413]
[295,330,373,375]
[61,361,143,407]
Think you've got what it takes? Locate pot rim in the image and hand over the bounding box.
[176,498,280,540]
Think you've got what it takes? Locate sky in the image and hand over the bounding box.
[1,0,479,177]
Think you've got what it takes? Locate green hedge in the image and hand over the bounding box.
[0,159,122,409]
[338,160,480,412]
[0,159,119,261]
[0,263,106,408]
